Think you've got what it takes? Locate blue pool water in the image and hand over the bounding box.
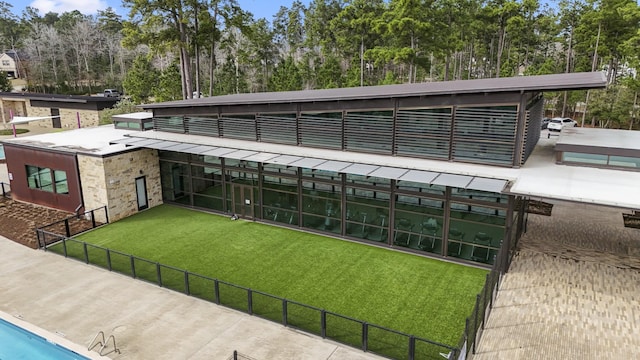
[0,318,90,360]
[0,144,5,160]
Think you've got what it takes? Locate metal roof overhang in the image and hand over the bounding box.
[112,137,509,193]
[141,72,607,110]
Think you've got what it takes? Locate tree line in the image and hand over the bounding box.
[1,0,639,128]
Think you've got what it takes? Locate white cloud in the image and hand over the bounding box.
[29,0,109,15]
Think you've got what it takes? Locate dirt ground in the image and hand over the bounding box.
[0,197,76,248]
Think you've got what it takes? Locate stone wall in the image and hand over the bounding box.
[77,155,108,222]
[23,102,100,128]
[78,149,162,223]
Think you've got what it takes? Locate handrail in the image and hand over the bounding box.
[88,331,104,352]
[88,330,120,356]
[99,334,121,356]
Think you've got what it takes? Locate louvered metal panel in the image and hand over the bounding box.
[153,116,185,133]
[219,115,256,140]
[395,108,451,158]
[299,113,343,149]
[344,110,393,154]
[257,114,297,145]
[185,116,219,137]
[522,97,543,165]
[452,106,517,165]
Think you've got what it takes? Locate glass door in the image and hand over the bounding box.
[232,184,254,219]
[135,176,148,210]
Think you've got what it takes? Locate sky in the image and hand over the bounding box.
[5,0,311,20]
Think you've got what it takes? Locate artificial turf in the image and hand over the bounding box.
[75,204,487,347]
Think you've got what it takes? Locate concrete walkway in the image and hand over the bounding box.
[0,237,383,360]
[473,201,640,359]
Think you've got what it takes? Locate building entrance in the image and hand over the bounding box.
[232,184,254,219]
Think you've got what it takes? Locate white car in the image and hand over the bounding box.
[547,117,577,132]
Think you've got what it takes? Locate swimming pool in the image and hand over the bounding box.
[0,144,5,160]
[0,318,91,360]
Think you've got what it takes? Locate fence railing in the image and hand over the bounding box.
[38,231,458,360]
[0,181,9,198]
[35,206,109,248]
[455,222,516,359]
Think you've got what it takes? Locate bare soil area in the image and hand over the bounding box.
[0,197,75,248]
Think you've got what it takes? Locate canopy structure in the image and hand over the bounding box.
[9,116,60,124]
[110,136,510,194]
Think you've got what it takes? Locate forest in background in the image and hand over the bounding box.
[1,0,639,129]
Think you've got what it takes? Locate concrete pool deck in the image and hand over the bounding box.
[0,236,383,360]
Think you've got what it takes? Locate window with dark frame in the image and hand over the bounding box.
[25,165,68,194]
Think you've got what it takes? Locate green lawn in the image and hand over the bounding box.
[72,205,486,347]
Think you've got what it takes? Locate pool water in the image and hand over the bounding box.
[0,318,90,360]
[0,144,5,160]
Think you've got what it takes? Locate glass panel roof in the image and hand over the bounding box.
[431,173,473,188]
[368,166,409,179]
[313,160,352,172]
[466,177,507,193]
[341,163,379,176]
[224,149,259,160]
[398,170,440,183]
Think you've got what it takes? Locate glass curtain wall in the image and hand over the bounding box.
[159,150,511,266]
[394,182,446,254]
[301,169,342,234]
[447,189,507,264]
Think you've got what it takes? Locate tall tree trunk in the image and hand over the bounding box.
[562,26,573,117]
[496,27,506,78]
[360,36,364,87]
[582,24,600,127]
[631,91,638,130]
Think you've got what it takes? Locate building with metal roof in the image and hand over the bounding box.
[4,71,626,267]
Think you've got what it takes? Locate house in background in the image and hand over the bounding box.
[0,51,20,78]
[0,92,119,129]
[1,122,161,222]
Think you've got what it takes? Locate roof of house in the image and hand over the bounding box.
[141,72,608,109]
[0,92,119,105]
[1,126,139,156]
[555,127,640,155]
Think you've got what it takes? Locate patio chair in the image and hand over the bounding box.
[448,228,465,241]
[418,220,438,250]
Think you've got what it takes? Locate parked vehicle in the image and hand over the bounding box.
[547,117,577,132]
[541,117,550,130]
[104,89,120,98]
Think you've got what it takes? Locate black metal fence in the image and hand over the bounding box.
[1,181,9,198]
[38,231,458,360]
[35,206,109,248]
[455,225,515,359]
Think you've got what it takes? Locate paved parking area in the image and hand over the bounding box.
[473,201,640,359]
[0,237,383,360]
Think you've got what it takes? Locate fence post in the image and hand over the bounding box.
[320,310,326,338]
[36,229,42,249]
[104,206,109,224]
[472,294,480,354]
[214,279,220,304]
[62,237,68,257]
[282,299,288,326]
[1,182,5,197]
[83,242,89,263]
[361,322,368,352]
[247,289,253,315]
[90,209,96,228]
[106,249,112,271]
[156,263,162,286]
[184,271,190,295]
[483,274,490,330]
[233,350,238,360]
[130,256,136,278]
[408,335,415,360]
[64,219,71,238]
